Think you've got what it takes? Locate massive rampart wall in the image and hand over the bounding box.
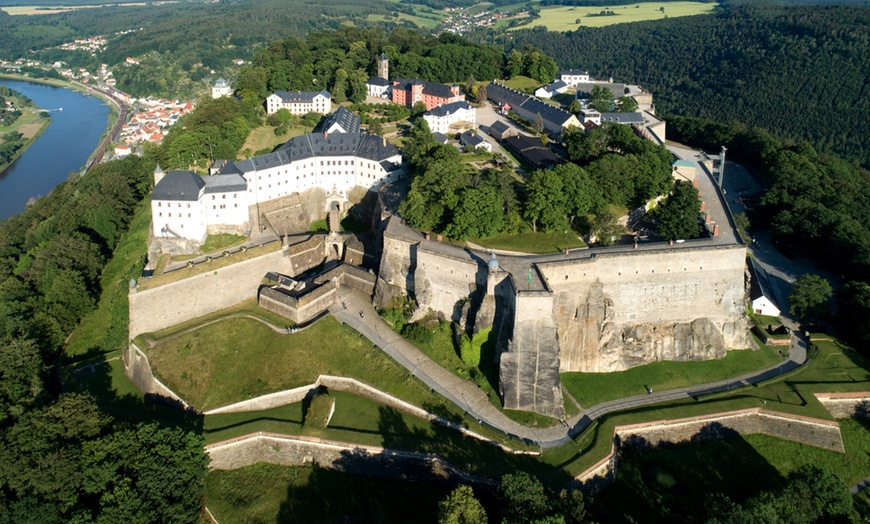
[414,246,485,320]
[378,230,750,376]
[539,245,749,372]
[129,249,292,337]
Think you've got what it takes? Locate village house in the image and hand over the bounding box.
[534,80,568,99]
[559,69,590,87]
[459,131,490,153]
[211,78,232,99]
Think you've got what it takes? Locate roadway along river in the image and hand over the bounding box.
[0,79,110,220]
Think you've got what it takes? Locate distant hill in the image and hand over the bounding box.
[508,2,870,166]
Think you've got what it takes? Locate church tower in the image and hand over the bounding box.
[377,53,389,80]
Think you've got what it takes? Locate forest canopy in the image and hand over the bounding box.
[507,2,870,166]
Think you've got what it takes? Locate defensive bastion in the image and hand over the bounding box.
[129,202,750,420]
[374,217,750,418]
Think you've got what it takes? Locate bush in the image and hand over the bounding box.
[402,322,433,344]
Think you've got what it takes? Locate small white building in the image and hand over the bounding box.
[422,101,476,134]
[534,80,568,99]
[580,108,601,126]
[266,90,331,116]
[749,259,781,317]
[459,131,491,153]
[212,78,232,99]
[366,77,391,98]
[559,69,590,87]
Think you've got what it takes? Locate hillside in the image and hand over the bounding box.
[507,2,870,166]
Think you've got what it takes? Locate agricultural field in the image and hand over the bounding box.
[510,2,717,31]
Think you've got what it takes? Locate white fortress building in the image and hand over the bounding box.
[151,110,402,243]
[422,101,476,134]
[266,90,331,116]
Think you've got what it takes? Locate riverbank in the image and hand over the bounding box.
[0,73,123,176]
[0,88,51,176]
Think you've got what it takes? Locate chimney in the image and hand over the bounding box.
[382,137,386,147]
[324,131,328,139]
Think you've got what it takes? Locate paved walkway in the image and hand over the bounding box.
[332,285,810,449]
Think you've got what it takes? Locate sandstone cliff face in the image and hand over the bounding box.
[554,280,750,373]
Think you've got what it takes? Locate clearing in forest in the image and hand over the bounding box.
[509,2,716,31]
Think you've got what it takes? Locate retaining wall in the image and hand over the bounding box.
[129,248,291,337]
[815,392,870,418]
[123,343,191,409]
[573,408,845,491]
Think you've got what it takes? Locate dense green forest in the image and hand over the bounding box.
[667,114,870,345]
[0,0,403,69]
[235,28,554,106]
[0,155,208,521]
[505,2,870,166]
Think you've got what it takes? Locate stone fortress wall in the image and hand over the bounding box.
[129,248,292,338]
[376,218,750,415]
[539,244,749,372]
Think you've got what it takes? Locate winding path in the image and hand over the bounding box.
[331,286,809,449]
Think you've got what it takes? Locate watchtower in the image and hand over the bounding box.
[377,53,389,80]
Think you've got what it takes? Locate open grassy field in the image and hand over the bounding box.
[469,230,587,253]
[145,315,459,412]
[204,462,454,524]
[367,11,443,29]
[502,75,541,93]
[241,125,308,155]
[511,2,716,31]
[562,343,786,408]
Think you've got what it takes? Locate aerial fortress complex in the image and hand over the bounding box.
[132,82,749,419]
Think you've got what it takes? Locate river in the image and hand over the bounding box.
[0,79,111,220]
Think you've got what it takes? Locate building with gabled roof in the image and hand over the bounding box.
[459,131,490,153]
[486,81,580,138]
[314,106,360,135]
[559,69,590,87]
[502,135,560,170]
[391,79,464,111]
[266,90,331,116]
[422,101,475,134]
[534,80,568,99]
[212,78,231,99]
[574,82,626,101]
[151,132,403,243]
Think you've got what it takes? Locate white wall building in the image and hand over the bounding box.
[266,90,331,116]
[212,78,231,99]
[559,69,590,87]
[422,101,476,134]
[151,132,402,243]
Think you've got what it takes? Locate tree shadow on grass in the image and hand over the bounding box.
[591,422,785,524]
[273,405,527,523]
[59,355,203,435]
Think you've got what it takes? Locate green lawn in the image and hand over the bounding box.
[469,230,587,254]
[145,315,448,411]
[562,344,785,408]
[241,125,308,155]
[502,75,540,93]
[513,1,716,31]
[65,199,151,359]
[199,233,246,254]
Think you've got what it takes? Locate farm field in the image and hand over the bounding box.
[509,2,716,31]
[0,3,144,15]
